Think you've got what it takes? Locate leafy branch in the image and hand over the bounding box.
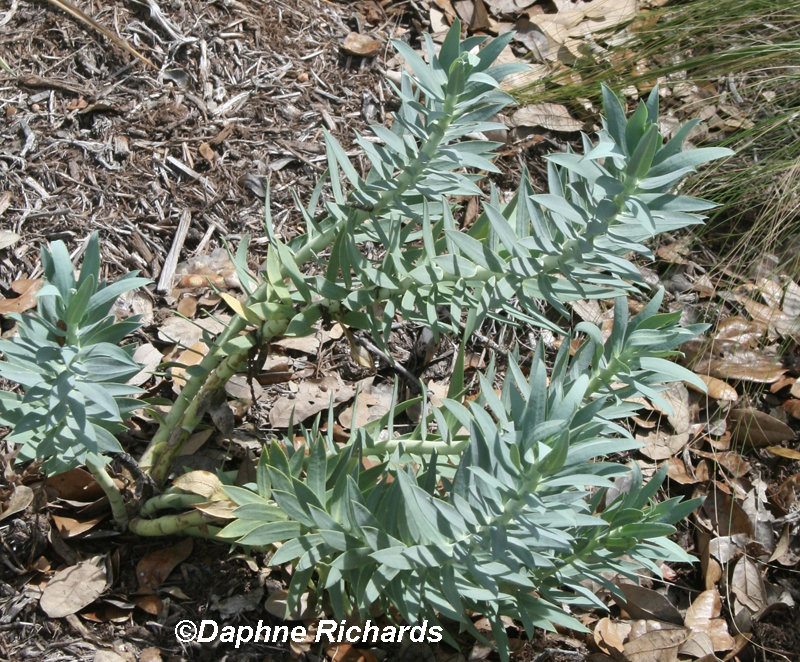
[0,18,734,661]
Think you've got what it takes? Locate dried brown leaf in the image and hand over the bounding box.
[158,315,227,347]
[342,33,382,57]
[176,295,198,318]
[731,557,766,613]
[680,632,715,658]
[714,317,765,345]
[594,617,625,657]
[129,343,163,387]
[690,375,738,402]
[637,430,690,460]
[654,382,691,434]
[133,594,163,616]
[729,408,794,448]
[40,556,107,618]
[52,514,107,538]
[270,376,355,428]
[698,485,754,537]
[665,457,698,485]
[0,485,34,522]
[171,342,209,393]
[198,143,215,163]
[0,230,20,250]
[136,538,193,591]
[273,335,320,355]
[765,446,800,460]
[172,471,226,501]
[0,278,42,315]
[698,532,723,591]
[512,103,583,132]
[781,399,800,420]
[263,589,314,620]
[685,590,735,652]
[692,450,750,478]
[615,583,683,625]
[193,500,236,520]
[47,467,104,502]
[623,627,688,662]
[656,240,690,265]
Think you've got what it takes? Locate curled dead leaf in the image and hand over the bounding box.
[172,470,227,501]
[0,485,34,522]
[342,32,382,57]
[689,375,738,402]
[0,278,42,316]
[594,617,625,657]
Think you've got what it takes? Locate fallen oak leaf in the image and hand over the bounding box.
[731,556,766,613]
[688,375,738,402]
[623,627,689,662]
[697,484,753,538]
[136,538,193,591]
[0,484,34,522]
[765,446,800,460]
[781,399,800,419]
[46,467,105,502]
[613,582,683,625]
[636,430,690,460]
[684,589,735,652]
[52,514,108,538]
[133,594,163,616]
[0,278,42,315]
[728,408,794,448]
[594,617,625,658]
[0,230,20,250]
[40,556,107,618]
[172,471,227,501]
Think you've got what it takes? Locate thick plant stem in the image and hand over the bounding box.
[129,510,220,536]
[149,348,251,484]
[85,459,129,529]
[140,493,207,517]
[138,282,268,470]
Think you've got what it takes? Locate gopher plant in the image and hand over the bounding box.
[0,19,732,660]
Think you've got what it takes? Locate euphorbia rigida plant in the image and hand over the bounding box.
[0,20,732,660]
